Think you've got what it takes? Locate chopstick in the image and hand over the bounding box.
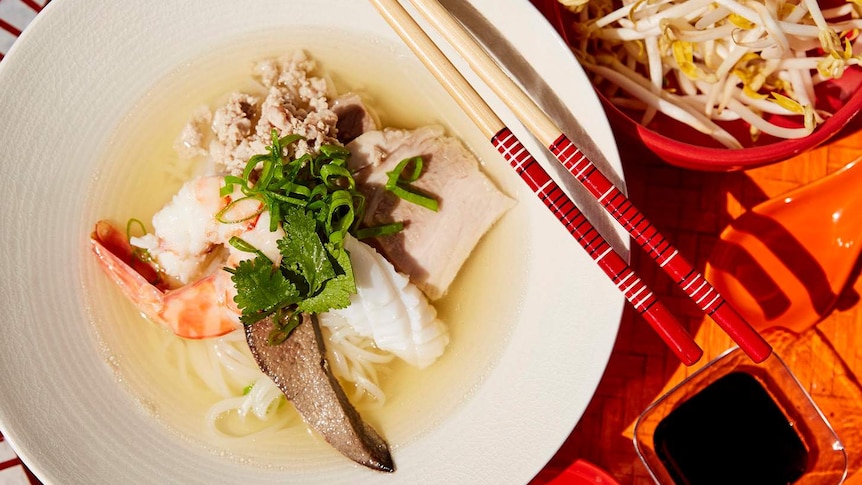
[371,0,773,363]
[368,0,703,365]
[405,0,772,363]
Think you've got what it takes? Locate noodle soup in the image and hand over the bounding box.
[82,29,526,469]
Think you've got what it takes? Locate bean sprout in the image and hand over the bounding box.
[562,0,862,147]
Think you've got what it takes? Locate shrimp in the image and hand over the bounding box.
[90,175,284,339]
[320,235,449,369]
[92,174,447,361]
[91,223,240,339]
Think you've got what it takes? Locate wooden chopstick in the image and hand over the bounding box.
[399,0,772,363]
[368,0,703,365]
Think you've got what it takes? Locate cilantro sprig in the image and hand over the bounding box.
[224,131,362,328]
[222,131,438,342]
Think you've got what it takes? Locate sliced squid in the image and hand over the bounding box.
[321,236,449,369]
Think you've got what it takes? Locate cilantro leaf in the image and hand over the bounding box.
[297,245,356,313]
[278,206,336,295]
[229,258,300,325]
[219,133,431,341]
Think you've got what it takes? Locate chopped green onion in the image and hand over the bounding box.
[385,156,439,212]
[278,133,303,149]
[350,192,367,232]
[215,196,264,224]
[220,175,248,197]
[391,156,424,182]
[320,164,355,190]
[267,310,302,345]
[257,158,277,189]
[325,190,355,246]
[268,191,310,206]
[309,184,329,203]
[125,218,148,240]
[320,144,350,158]
[228,236,271,264]
[275,180,312,198]
[125,218,158,268]
[354,222,404,239]
[387,184,438,211]
[221,127,424,343]
[243,153,270,182]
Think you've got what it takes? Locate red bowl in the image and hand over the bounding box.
[533,0,862,171]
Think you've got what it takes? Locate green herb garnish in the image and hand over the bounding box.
[226,255,299,325]
[385,156,439,211]
[124,218,165,287]
[224,131,359,328]
[267,310,303,345]
[353,222,404,240]
[223,132,434,341]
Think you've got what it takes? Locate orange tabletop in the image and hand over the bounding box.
[532,114,862,484]
[4,2,862,484]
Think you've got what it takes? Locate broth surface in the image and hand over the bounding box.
[82,28,527,468]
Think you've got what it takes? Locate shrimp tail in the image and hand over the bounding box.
[92,220,167,289]
[90,221,241,339]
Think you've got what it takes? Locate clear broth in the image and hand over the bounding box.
[82,29,527,468]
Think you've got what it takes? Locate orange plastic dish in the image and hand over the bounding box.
[706,159,862,333]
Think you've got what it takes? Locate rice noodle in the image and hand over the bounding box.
[158,317,394,440]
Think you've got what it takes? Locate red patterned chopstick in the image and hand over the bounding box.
[493,127,702,364]
[369,0,703,365]
[547,135,771,360]
[401,0,772,363]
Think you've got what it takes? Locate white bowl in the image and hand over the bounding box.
[0,0,626,483]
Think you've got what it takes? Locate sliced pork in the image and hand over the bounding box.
[347,125,514,300]
[175,52,340,175]
[332,93,378,144]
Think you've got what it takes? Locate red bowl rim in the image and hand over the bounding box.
[610,88,862,171]
[532,0,862,172]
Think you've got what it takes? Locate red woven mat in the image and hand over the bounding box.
[534,119,862,484]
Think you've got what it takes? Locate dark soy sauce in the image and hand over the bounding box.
[653,371,809,484]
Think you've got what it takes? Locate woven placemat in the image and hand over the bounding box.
[534,118,862,484]
[0,0,48,61]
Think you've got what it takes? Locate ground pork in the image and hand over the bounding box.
[175,51,340,175]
